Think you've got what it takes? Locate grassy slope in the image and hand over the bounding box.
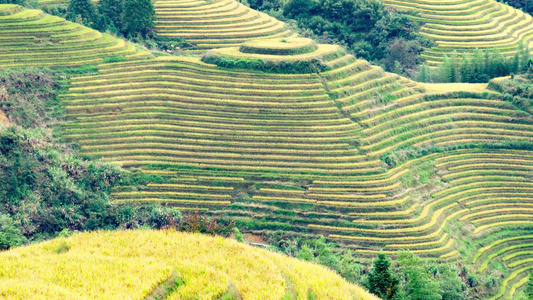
[0,230,380,300]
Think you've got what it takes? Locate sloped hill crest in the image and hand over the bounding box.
[0,230,381,300]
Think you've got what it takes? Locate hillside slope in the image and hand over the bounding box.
[0,230,380,299]
[382,0,533,66]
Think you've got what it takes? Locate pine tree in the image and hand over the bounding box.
[437,55,452,82]
[367,253,399,300]
[492,50,507,77]
[522,46,530,72]
[483,50,491,75]
[417,63,430,83]
[122,0,156,37]
[67,0,96,25]
[460,52,471,83]
[472,48,485,74]
[512,52,520,74]
[526,272,533,300]
[450,50,459,82]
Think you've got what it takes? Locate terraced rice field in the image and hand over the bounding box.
[36,0,294,51]
[0,4,149,68]
[57,37,533,298]
[155,0,294,50]
[382,0,533,66]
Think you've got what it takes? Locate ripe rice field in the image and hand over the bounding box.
[0,230,381,299]
[382,0,533,66]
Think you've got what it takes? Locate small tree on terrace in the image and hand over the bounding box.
[122,0,156,38]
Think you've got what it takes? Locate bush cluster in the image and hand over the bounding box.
[488,74,533,114]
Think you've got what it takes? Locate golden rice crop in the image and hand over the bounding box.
[0,230,380,300]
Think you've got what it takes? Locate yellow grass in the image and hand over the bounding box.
[0,110,9,126]
[0,230,381,300]
[421,83,490,93]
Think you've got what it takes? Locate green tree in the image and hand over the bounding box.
[367,253,399,300]
[491,50,507,77]
[67,0,97,26]
[429,264,466,300]
[437,55,452,82]
[460,52,471,83]
[472,48,485,74]
[97,0,125,33]
[450,50,459,82]
[0,213,25,251]
[522,45,530,72]
[393,60,403,76]
[512,52,520,74]
[526,272,533,300]
[233,227,244,242]
[284,0,320,18]
[122,0,156,37]
[483,49,491,75]
[398,251,441,300]
[417,63,430,83]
